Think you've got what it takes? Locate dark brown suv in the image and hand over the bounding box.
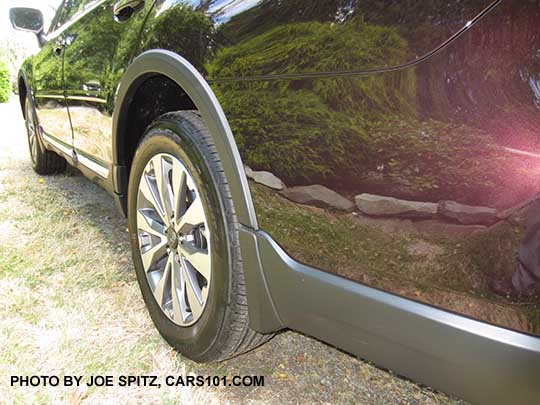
[10,1,540,402]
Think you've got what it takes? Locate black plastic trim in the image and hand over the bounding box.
[238,226,283,333]
[254,230,540,404]
[112,50,257,228]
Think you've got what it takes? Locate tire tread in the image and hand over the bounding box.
[33,149,67,175]
[142,110,272,362]
[25,97,66,175]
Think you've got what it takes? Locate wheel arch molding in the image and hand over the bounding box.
[112,51,282,333]
[112,49,258,229]
[17,69,31,120]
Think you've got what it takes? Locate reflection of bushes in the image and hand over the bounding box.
[209,17,512,201]
[209,18,417,184]
[144,4,214,73]
[209,17,415,117]
[215,87,368,182]
[215,0,489,58]
[214,0,362,44]
[62,4,122,89]
[210,17,407,78]
[215,73,529,204]
[32,43,63,91]
[0,61,10,103]
[210,13,539,204]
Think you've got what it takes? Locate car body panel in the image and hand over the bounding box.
[148,0,495,78]
[21,0,151,194]
[233,0,540,337]
[131,0,540,337]
[202,0,540,337]
[62,0,150,176]
[254,228,540,405]
[16,0,540,402]
[32,34,72,147]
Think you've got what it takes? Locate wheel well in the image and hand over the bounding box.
[18,77,27,119]
[117,74,197,192]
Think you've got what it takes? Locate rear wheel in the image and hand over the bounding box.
[128,111,271,362]
[136,151,211,327]
[24,97,66,175]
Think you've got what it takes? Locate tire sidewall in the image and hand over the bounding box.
[127,119,230,361]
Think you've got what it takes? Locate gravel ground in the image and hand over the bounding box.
[0,98,465,404]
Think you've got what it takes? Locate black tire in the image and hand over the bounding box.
[127,111,271,362]
[24,97,67,175]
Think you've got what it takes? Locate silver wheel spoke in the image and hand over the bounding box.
[137,209,166,239]
[153,155,175,222]
[141,239,167,271]
[153,254,172,306]
[26,103,37,161]
[178,196,205,234]
[139,172,168,226]
[171,259,189,323]
[137,153,211,327]
[172,160,187,227]
[183,262,204,321]
[181,243,210,280]
[29,134,36,157]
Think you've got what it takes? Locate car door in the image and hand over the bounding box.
[141,0,540,335]
[205,0,540,335]
[61,0,150,178]
[32,0,73,152]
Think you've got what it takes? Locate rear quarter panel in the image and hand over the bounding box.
[138,0,540,337]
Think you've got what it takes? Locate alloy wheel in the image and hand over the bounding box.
[136,153,211,326]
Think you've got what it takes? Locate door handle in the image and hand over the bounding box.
[54,37,64,56]
[81,81,102,93]
[113,0,145,22]
[53,33,77,56]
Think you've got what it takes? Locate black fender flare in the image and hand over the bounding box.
[112,49,258,229]
[112,51,282,332]
[17,70,30,119]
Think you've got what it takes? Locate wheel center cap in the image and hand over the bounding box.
[167,228,179,249]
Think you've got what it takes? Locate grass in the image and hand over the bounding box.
[0,156,221,404]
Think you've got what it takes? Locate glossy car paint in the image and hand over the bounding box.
[135,0,540,336]
[16,0,540,402]
[254,228,540,405]
[32,32,72,148]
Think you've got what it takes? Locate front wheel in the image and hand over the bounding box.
[24,96,66,175]
[127,111,270,362]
